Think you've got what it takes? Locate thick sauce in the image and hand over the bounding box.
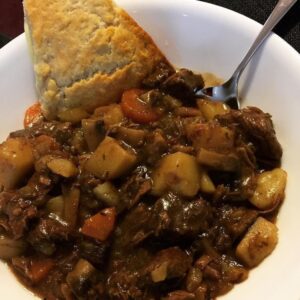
[0,66,286,300]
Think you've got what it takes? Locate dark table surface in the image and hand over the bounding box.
[0,0,299,51]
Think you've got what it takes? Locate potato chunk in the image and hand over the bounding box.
[93,182,120,207]
[197,148,239,172]
[93,104,124,126]
[185,122,235,152]
[197,99,230,121]
[151,152,201,197]
[85,136,137,180]
[250,168,287,210]
[0,138,34,189]
[236,217,278,267]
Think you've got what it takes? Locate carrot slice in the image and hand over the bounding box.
[81,207,116,241]
[28,259,55,284]
[24,102,43,128]
[120,89,159,124]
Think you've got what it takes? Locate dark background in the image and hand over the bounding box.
[0,0,299,51]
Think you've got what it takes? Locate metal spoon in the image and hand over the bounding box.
[195,0,298,109]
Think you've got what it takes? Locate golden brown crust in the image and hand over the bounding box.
[23,0,173,119]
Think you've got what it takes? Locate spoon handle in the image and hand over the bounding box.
[233,0,298,79]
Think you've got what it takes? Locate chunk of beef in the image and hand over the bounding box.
[192,255,248,298]
[216,205,258,241]
[236,144,257,170]
[107,266,143,299]
[209,171,257,203]
[0,192,37,238]
[27,218,72,255]
[10,121,73,145]
[156,115,188,146]
[106,249,153,300]
[114,203,153,250]
[217,107,282,167]
[30,218,71,240]
[18,172,59,207]
[150,193,213,237]
[142,61,175,89]
[107,247,190,299]
[209,225,233,252]
[162,69,204,103]
[142,247,192,284]
[79,238,109,265]
[115,194,213,250]
[120,166,152,209]
[143,130,168,165]
[106,266,144,300]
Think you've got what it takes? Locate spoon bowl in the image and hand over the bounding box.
[196,76,240,109]
[195,0,297,109]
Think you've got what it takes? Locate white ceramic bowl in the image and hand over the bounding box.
[0,0,299,299]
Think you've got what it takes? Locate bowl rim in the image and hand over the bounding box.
[0,1,299,299]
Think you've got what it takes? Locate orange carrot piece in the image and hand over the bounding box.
[81,207,116,241]
[24,102,43,128]
[120,89,159,124]
[28,259,55,284]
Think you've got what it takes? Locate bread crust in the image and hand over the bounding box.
[23,0,173,119]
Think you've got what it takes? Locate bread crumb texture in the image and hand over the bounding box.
[24,0,171,119]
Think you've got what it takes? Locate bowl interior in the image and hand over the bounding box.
[0,0,300,299]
